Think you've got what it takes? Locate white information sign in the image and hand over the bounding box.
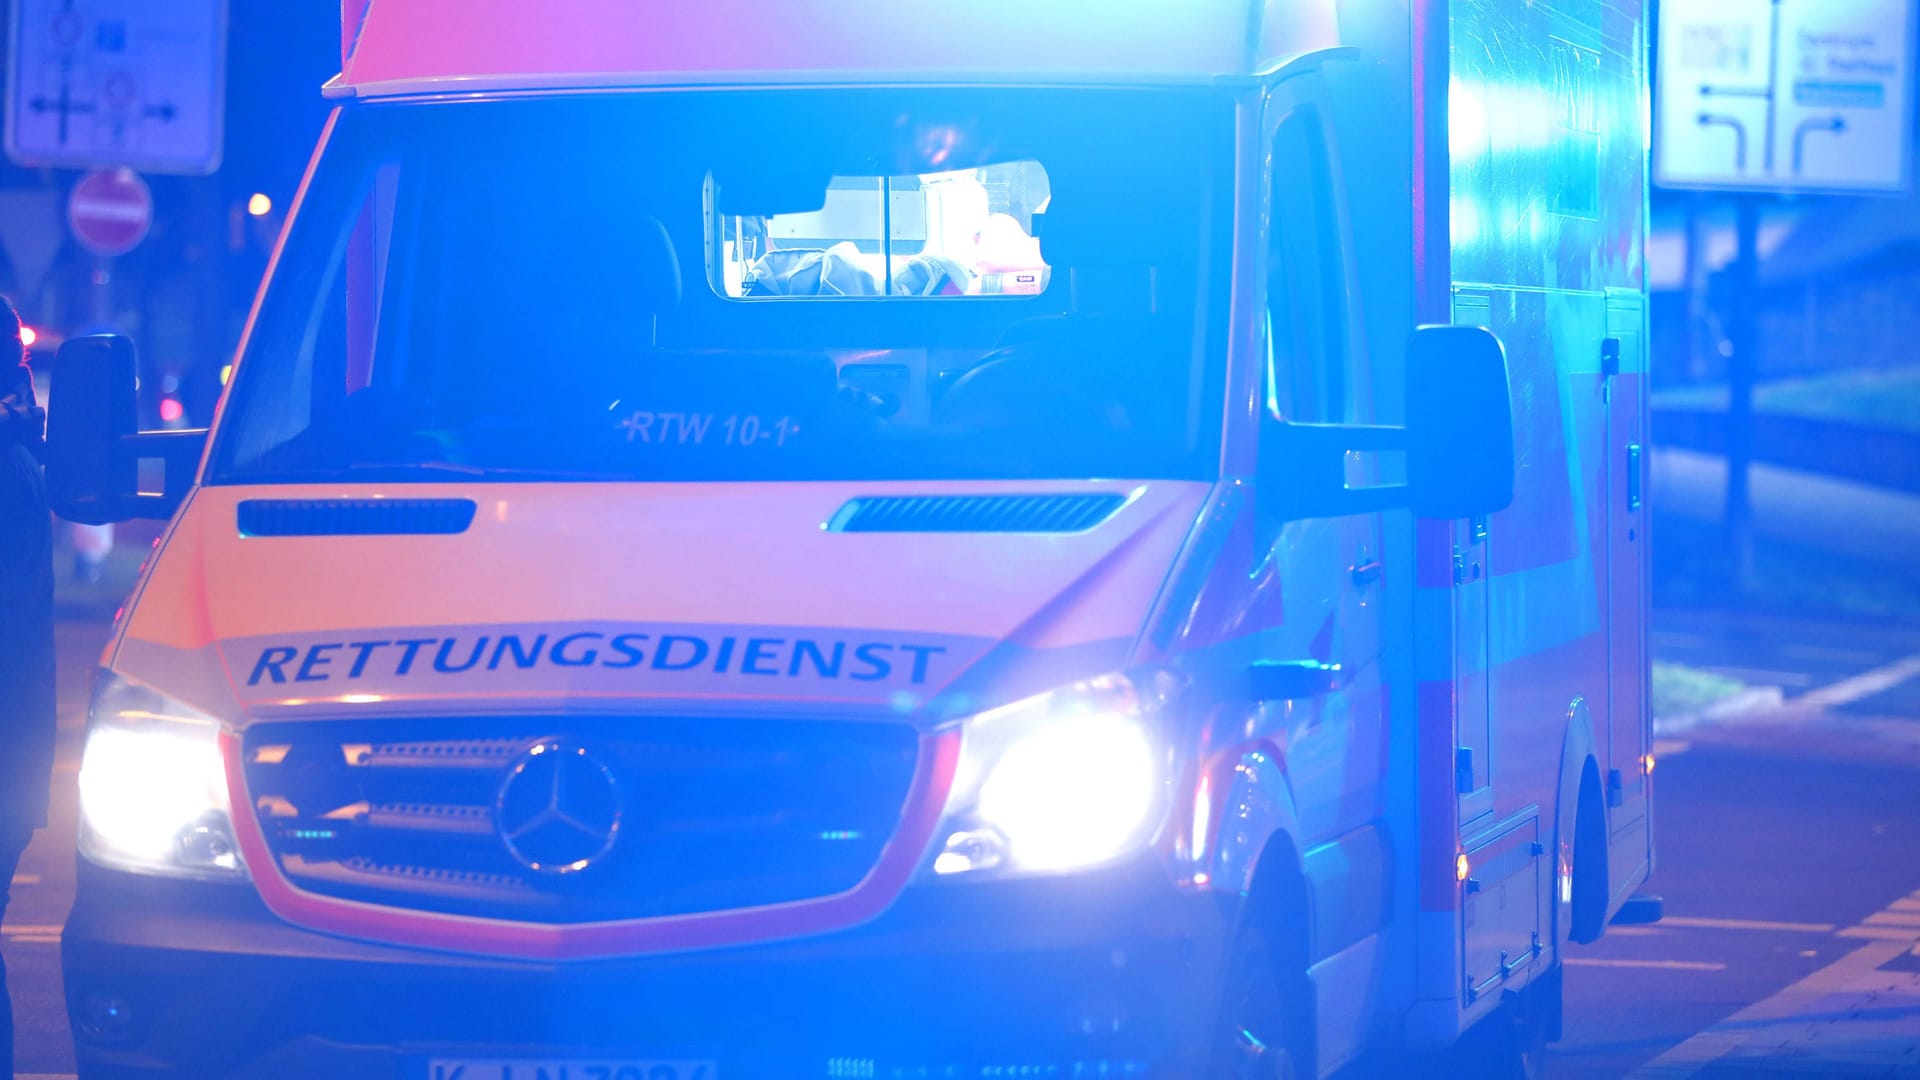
[4,0,227,175]
[1656,0,1918,194]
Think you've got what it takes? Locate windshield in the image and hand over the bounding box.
[210,89,1231,485]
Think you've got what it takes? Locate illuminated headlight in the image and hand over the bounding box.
[931,673,1173,878]
[78,672,245,879]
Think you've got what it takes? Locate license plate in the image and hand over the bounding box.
[427,1059,717,1080]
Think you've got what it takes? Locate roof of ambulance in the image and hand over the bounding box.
[333,0,1345,98]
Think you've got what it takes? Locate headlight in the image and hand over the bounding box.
[79,672,245,879]
[931,672,1173,878]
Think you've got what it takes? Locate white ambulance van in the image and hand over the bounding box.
[45,0,1655,1076]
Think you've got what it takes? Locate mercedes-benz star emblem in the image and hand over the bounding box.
[494,739,623,875]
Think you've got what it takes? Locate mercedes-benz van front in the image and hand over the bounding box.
[57,85,1271,1078]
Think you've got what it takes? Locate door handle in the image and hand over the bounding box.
[1351,559,1384,587]
[1246,660,1343,702]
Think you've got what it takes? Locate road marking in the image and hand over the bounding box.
[19,1073,79,1080]
[9,873,39,885]
[1864,910,1920,928]
[1659,915,1836,933]
[1625,934,1919,1078]
[1797,653,1920,709]
[1,923,62,937]
[1892,897,1920,912]
[1651,630,1711,650]
[1836,924,1920,940]
[1565,958,1727,972]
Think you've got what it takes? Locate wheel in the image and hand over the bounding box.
[1211,925,1308,1080]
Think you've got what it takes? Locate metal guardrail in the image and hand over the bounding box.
[1654,409,1920,495]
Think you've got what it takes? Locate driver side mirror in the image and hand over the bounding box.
[45,334,207,524]
[1404,324,1515,519]
[1258,324,1516,521]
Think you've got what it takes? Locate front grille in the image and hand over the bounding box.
[241,717,921,923]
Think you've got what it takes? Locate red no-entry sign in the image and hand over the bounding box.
[68,168,154,258]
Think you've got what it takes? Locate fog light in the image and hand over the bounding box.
[933,828,1007,875]
[77,992,135,1044]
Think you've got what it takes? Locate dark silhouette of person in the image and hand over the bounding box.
[0,294,55,1077]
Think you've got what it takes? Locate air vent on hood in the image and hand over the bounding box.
[238,499,477,538]
[827,493,1127,534]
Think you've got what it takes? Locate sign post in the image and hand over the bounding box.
[1654,0,1918,585]
[67,165,152,345]
[4,0,228,174]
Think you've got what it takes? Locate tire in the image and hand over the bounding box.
[1210,925,1308,1080]
[1570,771,1609,945]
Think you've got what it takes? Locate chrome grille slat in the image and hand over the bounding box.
[360,802,497,836]
[354,738,524,769]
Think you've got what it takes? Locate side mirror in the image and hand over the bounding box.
[45,334,207,523]
[44,335,136,524]
[1405,325,1516,519]
[1256,325,1516,523]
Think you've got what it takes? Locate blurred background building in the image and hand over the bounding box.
[0,3,336,429]
[1643,0,1920,617]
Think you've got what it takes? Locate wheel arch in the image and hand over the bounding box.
[1210,745,1318,1075]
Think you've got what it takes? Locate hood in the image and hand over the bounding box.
[113,480,1211,728]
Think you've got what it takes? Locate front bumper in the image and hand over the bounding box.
[63,857,1233,1079]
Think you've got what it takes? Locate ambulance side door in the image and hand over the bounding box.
[1254,74,1389,1068]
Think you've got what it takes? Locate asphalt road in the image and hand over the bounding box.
[8,620,98,1080]
[6,610,1920,1078]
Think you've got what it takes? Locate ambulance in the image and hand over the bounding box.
[45,0,1654,1076]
